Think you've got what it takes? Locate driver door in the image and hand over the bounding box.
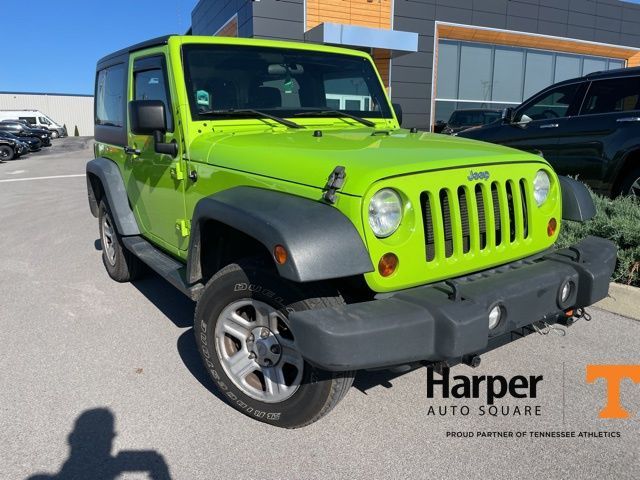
[498,82,586,160]
[125,50,188,253]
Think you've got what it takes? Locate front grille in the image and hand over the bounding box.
[421,179,530,261]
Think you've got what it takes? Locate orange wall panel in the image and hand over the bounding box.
[306,0,392,30]
[438,24,636,60]
[216,17,238,37]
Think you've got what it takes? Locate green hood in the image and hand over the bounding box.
[189,128,541,197]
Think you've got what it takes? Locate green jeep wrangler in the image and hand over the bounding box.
[87,35,616,428]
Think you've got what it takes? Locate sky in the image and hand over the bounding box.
[0,0,198,95]
[4,0,640,95]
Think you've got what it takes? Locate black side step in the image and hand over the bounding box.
[122,236,204,301]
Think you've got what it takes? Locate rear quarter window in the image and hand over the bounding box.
[581,76,640,115]
[96,64,126,127]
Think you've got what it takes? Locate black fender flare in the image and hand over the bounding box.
[186,187,374,283]
[558,176,595,222]
[86,157,140,236]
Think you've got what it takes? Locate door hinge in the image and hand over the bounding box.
[175,219,190,237]
[170,162,185,181]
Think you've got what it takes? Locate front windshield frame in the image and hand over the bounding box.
[181,44,393,122]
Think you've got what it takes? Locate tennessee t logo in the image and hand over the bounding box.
[586,365,640,419]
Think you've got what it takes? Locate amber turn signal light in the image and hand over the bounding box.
[378,253,399,277]
[547,218,557,237]
[273,245,288,265]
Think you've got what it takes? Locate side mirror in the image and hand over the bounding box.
[392,103,403,126]
[433,120,446,134]
[502,107,515,124]
[129,100,177,156]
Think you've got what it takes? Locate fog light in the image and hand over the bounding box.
[378,253,399,277]
[488,305,502,330]
[558,280,575,307]
[547,218,557,237]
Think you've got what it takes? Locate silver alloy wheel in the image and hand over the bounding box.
[214,299,304,403]
[101,215,117,266]
[629,177,640,198]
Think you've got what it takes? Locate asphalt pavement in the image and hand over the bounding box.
[1,138,638,480]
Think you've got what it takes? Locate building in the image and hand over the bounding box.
[190,0,640,129]
[0,92,94,136]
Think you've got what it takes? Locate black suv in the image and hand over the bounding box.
[0,120,51,147]
[458,67,640,197]
[436,108,502,135]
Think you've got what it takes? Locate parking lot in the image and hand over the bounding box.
[0,138,638,480]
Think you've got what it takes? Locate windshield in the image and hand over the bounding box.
[449,111,501,127]
[182,44,392,121]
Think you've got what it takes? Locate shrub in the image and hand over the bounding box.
[557,192,640,286]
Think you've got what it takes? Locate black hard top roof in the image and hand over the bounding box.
[97,35,175,68]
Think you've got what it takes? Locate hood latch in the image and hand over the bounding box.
[323,166,346,204]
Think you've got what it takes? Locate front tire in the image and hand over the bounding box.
[0,145,14,161]
[620,167,640,198]
[51,130,59,139]
[194,261,354,428]
[98,199,143,282]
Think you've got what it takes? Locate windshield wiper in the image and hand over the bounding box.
[198,109,304,129]
[294,110,376,128]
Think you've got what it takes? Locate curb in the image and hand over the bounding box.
[594,282,640,321]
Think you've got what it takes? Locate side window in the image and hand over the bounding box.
[19,117,37,125]
[96,64,126,127]
[39,117,51,125]
[133,57,173,131]
[581,77,640,115]
[517,83,583,122]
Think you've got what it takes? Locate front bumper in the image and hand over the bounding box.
[289,236,616,371]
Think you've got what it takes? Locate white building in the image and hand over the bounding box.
[0,92,94,136]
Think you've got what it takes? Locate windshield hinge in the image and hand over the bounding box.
[175,219,190,237]
[170,162,185,181]
[323,166,346,204]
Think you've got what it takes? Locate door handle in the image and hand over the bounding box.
[539,123,559,129]
[124,146,141,155]
[616,117,640,123]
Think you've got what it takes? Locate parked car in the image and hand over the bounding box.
[436,109,502,135]
[0,110,67,138]
[457,67,640,197]
[0,120,51,146]
[86,35,614,428]
[0,132,29,156]
[0,130,41,152]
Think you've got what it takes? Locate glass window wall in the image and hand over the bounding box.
[434,39,627,124]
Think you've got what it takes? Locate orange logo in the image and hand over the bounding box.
[586,365,640,419]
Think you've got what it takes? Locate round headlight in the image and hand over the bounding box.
[368,188,403,238]
[533,170,551,206]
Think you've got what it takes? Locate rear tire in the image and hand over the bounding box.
[194,260,355,428]
[0,145,14,161]
[619,167,640,198]
[98,199,143,282]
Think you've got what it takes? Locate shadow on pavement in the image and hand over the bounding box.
[130,269,408,398]
[177,328,227,403]
[353,368,418,394]
[26,408,171,480]
[131,275,195,329]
